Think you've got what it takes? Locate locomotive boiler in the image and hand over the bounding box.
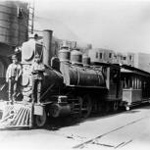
[59,52,105,87]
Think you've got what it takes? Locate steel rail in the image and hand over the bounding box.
[73,115,150,149]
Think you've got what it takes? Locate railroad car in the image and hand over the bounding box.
[121,65,150,110]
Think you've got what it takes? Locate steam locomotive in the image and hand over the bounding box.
[14,30,122,127]
[0,30,150,129]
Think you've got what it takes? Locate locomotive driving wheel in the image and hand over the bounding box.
[80,95,92,118]
[35,109,47,128]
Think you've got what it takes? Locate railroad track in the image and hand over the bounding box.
[73,115,150,149]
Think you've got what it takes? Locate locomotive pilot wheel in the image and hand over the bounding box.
[80,95,92,118]
[125,106,130,111]
[34,109,47,128]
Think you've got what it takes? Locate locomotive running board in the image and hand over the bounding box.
[66,85,108,90]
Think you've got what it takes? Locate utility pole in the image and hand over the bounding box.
[28,0,35,35]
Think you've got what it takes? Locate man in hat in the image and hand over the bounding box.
[6,55,22,103]
[31,54,45,104]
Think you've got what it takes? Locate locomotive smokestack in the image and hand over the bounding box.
[43,30,53,66]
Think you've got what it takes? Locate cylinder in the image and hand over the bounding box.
[50,104,72,118]
[42,30,53,66]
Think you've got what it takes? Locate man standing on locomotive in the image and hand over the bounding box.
[6,54,22,103]
[31,54,45,104]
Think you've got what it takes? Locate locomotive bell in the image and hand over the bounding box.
[58,46,70,63]
[71,49,83,65]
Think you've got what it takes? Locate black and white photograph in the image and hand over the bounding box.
[0,0,150,149]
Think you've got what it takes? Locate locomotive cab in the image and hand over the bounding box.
[91,62,122,112]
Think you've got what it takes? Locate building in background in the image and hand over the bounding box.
[134,53,150,73]
[88,48,150,73]
[0,1,30,90]
[89,48,115,64]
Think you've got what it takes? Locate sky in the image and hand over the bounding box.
[14,0,150,53]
